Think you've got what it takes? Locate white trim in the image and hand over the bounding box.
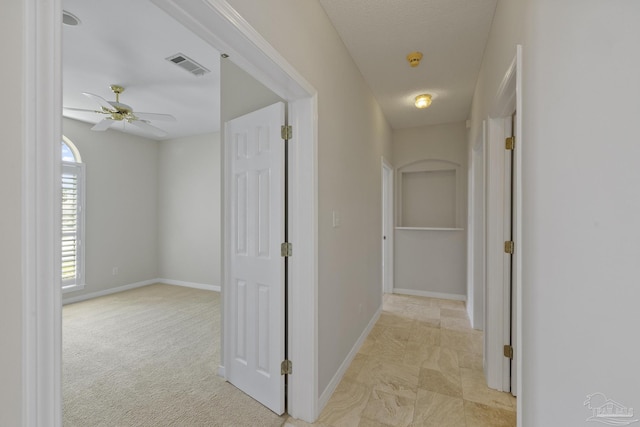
[62,284,85,294]
[157,278,221,292]
[484,46,521,394]
[317,306,382,412]
[62,136,82,163]
[381,157,394,294]
[286,95,318,421]
[395,227,464,231]
[467,120,487,331]
[484,116,508,391]
[392,288,467,302]
[23,0,63,425]
[150,0,318,421]
[514,44,523,424]
[62,280,220,305]
[217,365,226,378]
[61,280,158,305]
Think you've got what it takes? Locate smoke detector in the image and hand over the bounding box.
[406,51,423,67]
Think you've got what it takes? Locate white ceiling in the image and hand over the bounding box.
[62,0,220,141]
[319,0,498,129]
[63,0,498,140]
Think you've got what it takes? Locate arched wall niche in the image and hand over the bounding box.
[396,158,463,229]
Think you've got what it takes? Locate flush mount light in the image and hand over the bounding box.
[415,94,432,109]
[62,10,81,26]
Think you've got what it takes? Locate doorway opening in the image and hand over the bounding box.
[381,158,394,295]
[24,0,319,423]
[481,46,522,411]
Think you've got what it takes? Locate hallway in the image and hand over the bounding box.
[286,294,516,427]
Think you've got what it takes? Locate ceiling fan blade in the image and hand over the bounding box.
[63,107,103,114]
[134,112,177,122]
[130,120,168,137]
[82,92,116,112]
[91,118,115,131]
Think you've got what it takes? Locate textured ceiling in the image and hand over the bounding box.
[319,0,498,129]
[62,0,220,141]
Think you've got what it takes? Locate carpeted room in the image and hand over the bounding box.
[60,117,228,425]
[63,284,284,426]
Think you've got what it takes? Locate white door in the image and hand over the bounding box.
[510,112,518,396]
[503,114,515,394]
[224,102,286,414]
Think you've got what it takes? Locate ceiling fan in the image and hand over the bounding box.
[64,85,176,137]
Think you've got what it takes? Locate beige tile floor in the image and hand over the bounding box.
[285,293,516,427]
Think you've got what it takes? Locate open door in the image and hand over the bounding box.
[224,102,286,414]
[510,112,518,396]
[504,112,516,395]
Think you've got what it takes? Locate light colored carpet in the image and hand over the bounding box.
[63,283,286,427]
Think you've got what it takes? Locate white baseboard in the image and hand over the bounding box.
[217,365,225,378]
[393,288,466,302]
[62,279,221,305]
[317,306,382,413]
[157,278,221,292]
[62,279,158,305]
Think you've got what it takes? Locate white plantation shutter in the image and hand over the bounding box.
[62,161,85,288]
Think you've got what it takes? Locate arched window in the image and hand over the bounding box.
[61,137,85,292]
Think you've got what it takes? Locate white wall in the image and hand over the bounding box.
[225,0,393,396]
[521,0,640,424]
[392,122,468,298]
[63,119,159,296]
[0,1,24,424]
[63,118,224,295]
[158,132,221,286]
[470,0,640,424]
[220,60,284,123]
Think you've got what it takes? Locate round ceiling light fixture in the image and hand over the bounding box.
[414,94,432,109]
[63,10,81,26]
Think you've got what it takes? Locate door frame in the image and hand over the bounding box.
[467,120,486,330]
[22,0,319,424]
[483,45,522,408]
[381,157,394,294]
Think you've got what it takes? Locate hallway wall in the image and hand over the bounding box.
[470,0,640,424]
[392,122,468,299]
[521,0,640,424]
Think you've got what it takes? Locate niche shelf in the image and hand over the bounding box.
[397,159,463,229]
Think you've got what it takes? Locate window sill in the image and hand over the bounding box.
[62,283,85,294]
[395,227,464,231]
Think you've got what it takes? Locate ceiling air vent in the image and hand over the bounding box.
[166,53,211,77]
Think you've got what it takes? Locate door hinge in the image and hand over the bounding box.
[281,242,292,257]
[504,240,514,254]
[281,359,292,375]
[504,345,514,360]
[281,125,292,140]
[505,136,515,150]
